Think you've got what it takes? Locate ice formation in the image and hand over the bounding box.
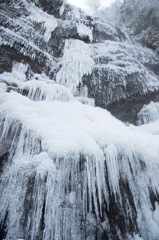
[56,39,94,92]
[24,0,58,42]
[90,40,159,104]
[137,101,159,124]
[1,0,159,240]
[1,63,159,239]
[77,23,93,42]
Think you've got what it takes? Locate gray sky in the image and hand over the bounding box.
[67,0,115,13]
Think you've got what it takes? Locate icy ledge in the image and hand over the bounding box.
[1,91,159,239]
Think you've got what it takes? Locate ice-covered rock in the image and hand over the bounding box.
[137,101,159,125]
[120,0,159,54]
[1,0,159,239]
[1,82,159,239]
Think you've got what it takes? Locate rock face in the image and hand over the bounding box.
[120,0,159,55]
[1,1,159,240]
[1,0,159,123]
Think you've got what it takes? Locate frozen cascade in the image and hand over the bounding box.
[56,39,94,92]
[1,82,159,239]
[1,0,159,239]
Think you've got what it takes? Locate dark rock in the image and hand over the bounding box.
[0,45,42,74]
[106,90,159,124]
[32,0,63,18]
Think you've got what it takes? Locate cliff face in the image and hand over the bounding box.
[120,0,159,55]
[1,1,159,240]
[1,0,159,123]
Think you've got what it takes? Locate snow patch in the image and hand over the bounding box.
[77,23,93,42]
[137,101,159,125]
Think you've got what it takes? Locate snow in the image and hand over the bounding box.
[137,101,159,135]
[60,3,65,16]
[93,20,121,41]
[133,235,144,240]
[23,0,58,41]
[137,101,159,125]
[76,96,95,106]
[1,86,159,239]
[1,1,159,239]
[0,83,7,92]
[1,73,159,239]
[0,89,159,173]
[90,40,159,103]
[0,63,28,85]
[55,36,159,105]
[23,80,74,101]
[139,120,159,135]
[0,91,110,156]
[77,23,93,42]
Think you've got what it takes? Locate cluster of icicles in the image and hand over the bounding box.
[0,64,159,240]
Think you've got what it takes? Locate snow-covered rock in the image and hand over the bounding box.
[1,0,159,239]
[137,101,159,125]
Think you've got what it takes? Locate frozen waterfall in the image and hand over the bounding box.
[1,0,159,239]
[0,64,159,240]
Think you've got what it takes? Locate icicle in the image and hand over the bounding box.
[1,75,159,239]
[104,144,120,196]
[21,80,74,102]
[56,39,94,92]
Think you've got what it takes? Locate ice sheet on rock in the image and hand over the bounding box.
[56,39,94,92]
[104,144,120,197]
[77,23,93,42]
[0,62,28,81]
[60,3,65,16]
[90,40,159,103]
[93,20,122,42]
[0,152,56,239]
[0,63,29,91]
[0,64,52,87]
[1,1,159,239]
[137,101,159,125]
[21,80,74,102]
[92,40,159,68]
[0,63,75,104]
[0,27,57,74]
[0,5,50,50]
[1,91,159,239]
[30,72,55,84]
[23,0,58,42]
[1,91,159,164]
[64,3,82,20]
